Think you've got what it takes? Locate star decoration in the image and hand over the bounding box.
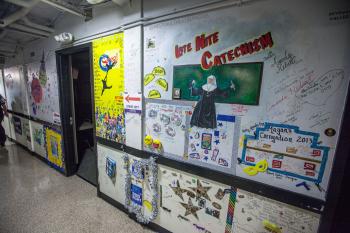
[214,139,220,145]
[169,180,187,201]
[180,198,202,220]
[189,180,212,201]
[218,122,223,127]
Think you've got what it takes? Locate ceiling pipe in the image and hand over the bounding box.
[22,17,55,33]
[0,0,40,27]
[4,0,39,8]
[40,0,87,18]
[9,23,51,37]
[5,27,48,38]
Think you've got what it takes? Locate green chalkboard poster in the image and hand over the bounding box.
[173,62,263,105]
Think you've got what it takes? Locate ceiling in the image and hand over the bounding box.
[0,0,113,58]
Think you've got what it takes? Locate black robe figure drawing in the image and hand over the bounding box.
[190,75,235,129]
[101,61,116,96]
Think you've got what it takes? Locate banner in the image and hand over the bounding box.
[93,33,125,143]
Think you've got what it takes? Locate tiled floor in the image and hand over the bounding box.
[0,143,154,233]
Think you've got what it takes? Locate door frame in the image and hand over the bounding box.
[56,43,95,177]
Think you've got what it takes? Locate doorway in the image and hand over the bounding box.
[56,44,97,186]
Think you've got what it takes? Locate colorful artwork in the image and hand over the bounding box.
[173,63,263,105]
[45,127,64,170]
[26,51,61,124]
[188,115,238,169]
[158,166,232,233]
[144,101,192,156]
[238,123,329,197]
[144,66,168,98]
[233,189,320,233]
[3,66,28,114]
[123,155,158,224]
[93,33,125,143]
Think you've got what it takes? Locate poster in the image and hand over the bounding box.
[30,121,46,158]
[173,63,263,105]
[97,144,127,204]
[93,33,125,143]
[12,116,22,135]
[144,101,192,157]
[155,166,232,233]
[188,114,238,169]
[45,127,64,171]
[233,189,320,233]
[3,66,28,114]
[144,0,350,199]
[26,51,61,124]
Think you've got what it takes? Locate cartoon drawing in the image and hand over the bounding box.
[190,75,235,128]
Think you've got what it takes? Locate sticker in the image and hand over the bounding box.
[173,88,181,99]
[272,160,282,168]
[212,202,222,210]
[304,162,316,171]
[205,207,220,219]
[190,153,200,159]
[143,200,152,211]
[324,128,336,137]
[156,78,168,91]
[201,133,212,150]
[215,188,225,200]
[218,158,228,167]
[106,157,116,178]
[211,149,219,161]
[148,90,161,98]
[152,66,166,76]
[131,184,143,206]
[286,147,297,154]
[144,73,155,86]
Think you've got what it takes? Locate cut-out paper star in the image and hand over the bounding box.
[189,180,212,201]
[214,139,220,145]
[180,198,202,220]
[169,180,187,201]
[218,122,223,127]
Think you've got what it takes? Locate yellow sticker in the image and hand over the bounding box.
[243,166,258,176]
[148,90,161,99]
[144,135,153,145]
[143,200,152,211]
[152,66,166,76]
[144,73,155,86]
[156,78,168,91]
[262,220,282,233]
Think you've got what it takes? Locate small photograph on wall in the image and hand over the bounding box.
[173,63,263,105]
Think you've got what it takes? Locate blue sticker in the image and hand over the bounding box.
[214,131,220,137]
[106,157,116,178]
[131,184,143,206]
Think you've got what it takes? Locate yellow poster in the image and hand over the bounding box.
[45,127,64,170]
[93,33,125,143]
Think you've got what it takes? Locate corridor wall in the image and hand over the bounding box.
[96,0,350,233]
[1,0,349,232]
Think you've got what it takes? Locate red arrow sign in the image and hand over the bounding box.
[125,95,141,103]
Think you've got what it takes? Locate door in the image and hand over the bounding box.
[56,43,97,186]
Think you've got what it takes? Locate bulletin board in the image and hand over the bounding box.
[26,51,61,124]
[93,33,125,143]
[142,0,350,200]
